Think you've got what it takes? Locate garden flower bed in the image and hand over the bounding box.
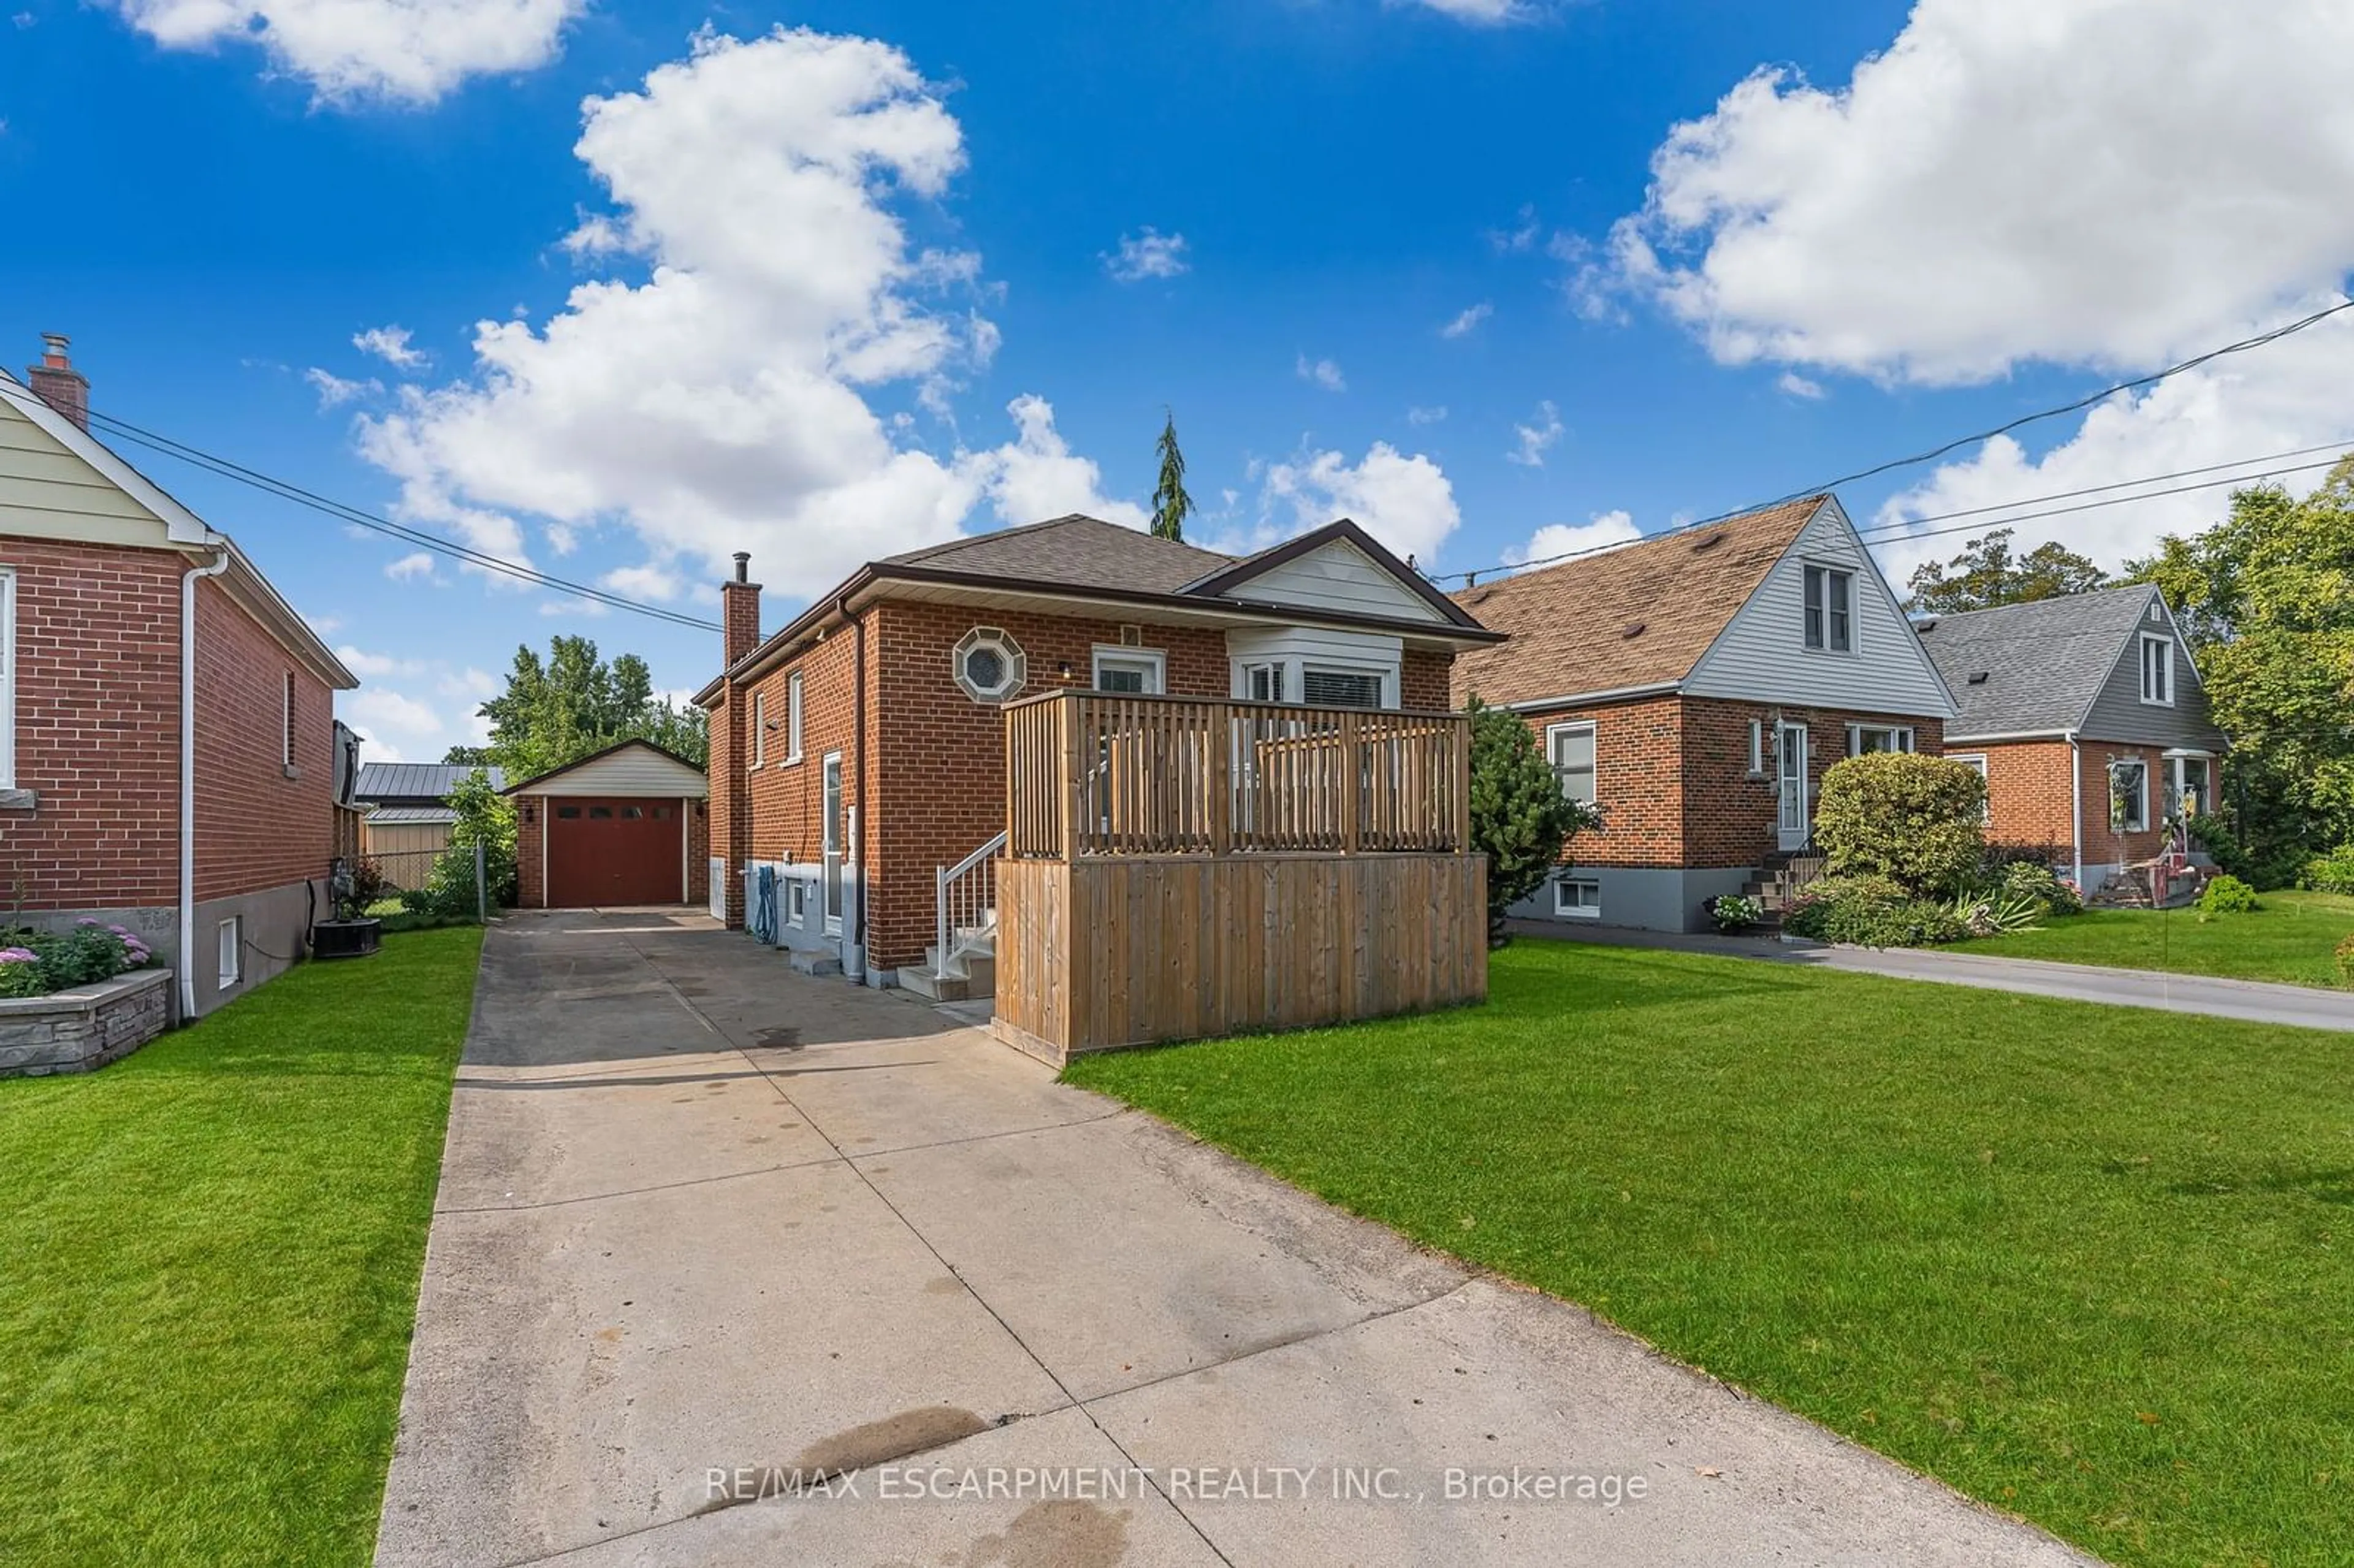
[0,920,168,1077]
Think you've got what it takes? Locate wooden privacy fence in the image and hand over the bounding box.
[992,690,1486,1064]
[1003,690,1471,861]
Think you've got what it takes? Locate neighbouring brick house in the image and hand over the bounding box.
[1915,584,2228,899]
[1450,495,1959,932]
[694,514,1499,986]
[0,336,358,1018]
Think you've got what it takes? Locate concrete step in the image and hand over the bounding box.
[896,965,972,1002]
[788,950,842,978]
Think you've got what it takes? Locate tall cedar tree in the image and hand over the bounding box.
[1467,696,1602,945]
[1906,527,2108,614]
[457,635,709,780]
[1150,413,1194,542]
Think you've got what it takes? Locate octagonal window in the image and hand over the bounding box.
[953,626,1026,704]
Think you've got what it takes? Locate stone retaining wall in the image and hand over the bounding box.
[0,968,173,1078]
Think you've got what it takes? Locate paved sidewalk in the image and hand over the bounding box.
[377,910,2095,1568]
[1514,919,2354,1032]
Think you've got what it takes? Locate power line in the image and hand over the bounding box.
[1453,296,2354,585]
[0,380,722,633]
[1853,438,2354,533]
[1853,454,2348,553]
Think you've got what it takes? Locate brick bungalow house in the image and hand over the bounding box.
[693,514,1500,987]
[1914,583,2228,899]
[0,336,358,1018]
[1450,495,1957,931]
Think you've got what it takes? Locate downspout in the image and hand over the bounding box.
[839,592,869,983]
[2067,731,2084,894]
[179,546,232,1019]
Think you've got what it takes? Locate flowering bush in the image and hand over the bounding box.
[0,920,155,998]
[0,948,45,999]
[1708,893,1765,932]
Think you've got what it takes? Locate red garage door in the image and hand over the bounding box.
[547,797,682,907]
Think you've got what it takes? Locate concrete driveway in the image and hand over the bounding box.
[378,910,2095,1568]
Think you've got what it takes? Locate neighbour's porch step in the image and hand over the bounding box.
[2091,861,2209,910]
[788,950,842,978]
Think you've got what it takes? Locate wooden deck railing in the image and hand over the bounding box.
[1004,690,1472,861]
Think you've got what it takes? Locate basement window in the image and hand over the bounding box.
[217,918,241,989]
[1552,878,1601,919]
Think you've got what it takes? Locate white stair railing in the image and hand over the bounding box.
[934,831,1007,979]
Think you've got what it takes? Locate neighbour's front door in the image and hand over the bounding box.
[1777,723,1811,851]
[821,752,844,936]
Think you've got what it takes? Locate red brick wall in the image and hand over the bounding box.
[193,577,335,902]
[1401,649,1453,710]
[863,603,1234,970]
[0,539,183,907]
[2078,740,2183,871]
[1509,695,1946,871]
[1952,739,2075,859]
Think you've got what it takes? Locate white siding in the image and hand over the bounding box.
[0,395,175,547]
[1684,499,1957,718]
[1219,540,1446,623]
[528,744,709,797]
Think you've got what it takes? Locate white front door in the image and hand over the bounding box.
[1777,723,1811,851]
[821,752,845,937]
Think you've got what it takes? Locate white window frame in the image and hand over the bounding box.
[2139,633,2174,707]
[1552,877,1601,919]
[217,917,241,989]
[1300,663,1390,710]
[1545,720,1598,805]
[2168,752,2214,820]
[1090,644,1166,695]
[784,672,804,765]
[1948,752,1991,824]
[1745,717,1765,777]
[1239,661,1285,703]
[0,569,16,790]
[1846,723,1915,756]
[1804,564,1855,654]
[953,626,1026,704]
[2110,758,2149,834]
[750,688,768,769]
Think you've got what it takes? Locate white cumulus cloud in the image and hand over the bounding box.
[112,0,579,104]
[305,367,380,408]
[1398,0,1533,25]
[384,550,438,582]
[1504,508,1642,567]
[1587,0,2354,569]
[349,27,1149,609]
[1253,443,1461,566]
[1103,228,1189,283]
[1776,371,1824,401]
[353,324,429,369]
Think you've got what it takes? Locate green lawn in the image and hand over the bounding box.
[0,928,483,1566]
[1066,940,2354,1568]
[1965,889,2354,989]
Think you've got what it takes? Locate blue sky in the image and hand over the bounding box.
[4,0,2350,757]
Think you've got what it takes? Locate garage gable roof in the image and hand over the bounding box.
[501,739,708,798]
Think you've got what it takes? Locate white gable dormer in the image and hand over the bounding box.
[1683,498,1957,718]
[1214,539,1447,624]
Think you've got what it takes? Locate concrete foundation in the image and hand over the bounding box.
[1510,865,1759,934]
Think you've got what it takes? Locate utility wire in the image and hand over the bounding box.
[1452,296,2354,585]
[1849,455,2348,552]
[1850,438,2354,533]
[0,379,722,633]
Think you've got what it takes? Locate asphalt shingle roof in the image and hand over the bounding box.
[1446,497,1826,707]
[354,762,505,803]
[1912,584,2159,736]
[883,514,1235,595]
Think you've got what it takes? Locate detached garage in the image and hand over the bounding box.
[508,740,712,910]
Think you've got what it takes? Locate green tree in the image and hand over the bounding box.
[473,636,709,782]
[2127,463,2354,880]
[1906,527,2108,614]
[1466,696,1602,946]
[1149,413,1193,542]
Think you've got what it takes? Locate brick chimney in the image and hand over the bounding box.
[714,552,761,929]
[27,333,89,432]
[721,551,761,668]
